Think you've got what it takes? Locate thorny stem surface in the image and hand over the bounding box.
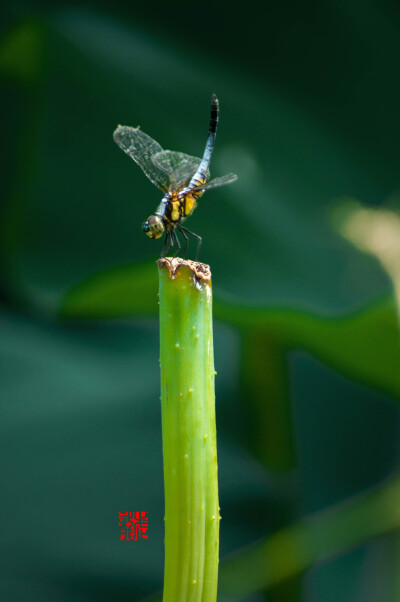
[158,258,219,602]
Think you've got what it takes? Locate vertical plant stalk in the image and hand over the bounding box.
[158,258,219,602]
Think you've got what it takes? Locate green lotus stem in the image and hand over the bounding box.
[158,258,219,602]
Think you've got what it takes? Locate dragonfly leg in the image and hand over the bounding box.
[161,232,173,257]
[180,226,202,261]
[171,229,181,258]
[161,232,169,257]
[177,226,189,258]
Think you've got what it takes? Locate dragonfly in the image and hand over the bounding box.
[113,94,237,260]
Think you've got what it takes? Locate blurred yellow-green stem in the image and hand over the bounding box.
[158,258,219,602]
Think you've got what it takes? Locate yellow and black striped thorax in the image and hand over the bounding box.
[163,178,206,226]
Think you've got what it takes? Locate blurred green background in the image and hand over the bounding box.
[1,1,400,600]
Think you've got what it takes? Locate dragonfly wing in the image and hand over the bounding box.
[153,150,203,192]
[190,173,238,192]
[113,126,171,192]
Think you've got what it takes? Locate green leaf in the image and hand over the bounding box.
[215,295,400,400]
[60,261,158,319]
[219,475,400,596]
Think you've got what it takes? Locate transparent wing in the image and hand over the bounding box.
[153,150,202,192]
[190,173,238,192]
[113,126,171,192]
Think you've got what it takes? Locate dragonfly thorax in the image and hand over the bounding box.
[143,215,165,239]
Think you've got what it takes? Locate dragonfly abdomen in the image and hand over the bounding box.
[188,95,219,188]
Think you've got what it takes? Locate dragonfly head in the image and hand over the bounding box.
[142,215,165,240]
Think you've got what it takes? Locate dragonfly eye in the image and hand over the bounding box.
[143,215,164,240]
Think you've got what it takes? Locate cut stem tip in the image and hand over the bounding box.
[157,257,211,284]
